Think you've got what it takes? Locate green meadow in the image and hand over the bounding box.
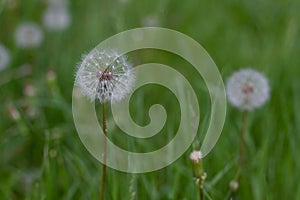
[1,0,300,199]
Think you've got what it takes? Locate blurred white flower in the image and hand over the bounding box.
[22,168,40,193]
[75,49,135,103]
[226,68,270,111]
[45,0,69,7]
[229,180,239,192]
[7,103,20,120]
[118,0,129,4]
[42,6,71,31]
[189,150,202,164]
[0,44,10,71]
[14,22,43,48]
[141,14,161,27]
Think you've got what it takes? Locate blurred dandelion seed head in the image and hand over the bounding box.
[45,0,69,7]
[7,103,20,120]
[24,83,36,97]
[226,68,270,111]
[229,180,239,192]
[75,49,135,103]
[22,169,41,193]
[0,44,10,71]
[14,22,43,49]
[43,7,71,31]
[189,150,202,164]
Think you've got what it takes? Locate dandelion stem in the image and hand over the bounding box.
[200,182,204,200]
[238,111,247,181]
[100,103,107,200]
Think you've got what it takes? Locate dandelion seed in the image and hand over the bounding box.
[226,68,270,111]
[14,22,43,49]
[0,44,10,71]
[42,6,71,31]
[75,49,135,103]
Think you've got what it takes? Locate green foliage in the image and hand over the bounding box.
[1,0,300,199]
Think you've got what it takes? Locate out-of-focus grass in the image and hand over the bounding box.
[1,0,300,199]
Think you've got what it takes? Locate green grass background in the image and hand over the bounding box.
[1,0,300,199]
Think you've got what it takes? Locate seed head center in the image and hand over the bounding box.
[242,83,254,95]
[97,70,113,81]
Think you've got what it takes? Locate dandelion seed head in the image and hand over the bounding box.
[45,0,69,7]
[0,44,10,71]
[75,49,135,103]
[189,150,202,164]
[14,22,43,49]
[226,68,270,111]
[43,7,71,31]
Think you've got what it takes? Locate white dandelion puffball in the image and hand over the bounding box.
[189,150,202,164]
[43,7,71,31]
[14,22,43,48]
[46,0,69,6]
[0,44,10,71]
[226,68,270,111]
[75,49,135,103]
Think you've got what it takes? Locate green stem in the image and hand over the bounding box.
[200,182,204,200]
[238,111,248,182]
[100,103,107,200]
